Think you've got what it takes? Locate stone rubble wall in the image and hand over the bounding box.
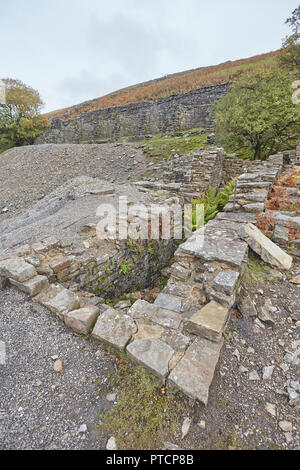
[1,144,297,407]
[36,83,230,144]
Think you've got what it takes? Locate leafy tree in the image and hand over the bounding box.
[279,6,300,71]
[214,68,300,160]
[0,79,49,151]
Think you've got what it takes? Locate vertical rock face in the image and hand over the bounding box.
[36,83,230,144]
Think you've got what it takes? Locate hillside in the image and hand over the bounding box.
[46,50,280,121]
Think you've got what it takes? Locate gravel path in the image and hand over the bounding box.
[0,287,115,450]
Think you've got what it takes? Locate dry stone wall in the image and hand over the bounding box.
[37,83,230,144]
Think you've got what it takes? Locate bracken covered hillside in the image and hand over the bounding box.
[47,51,279,120]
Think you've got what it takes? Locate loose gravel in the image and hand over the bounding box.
[0,287,115,450]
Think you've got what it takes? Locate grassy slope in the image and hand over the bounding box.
[47,51,279,120]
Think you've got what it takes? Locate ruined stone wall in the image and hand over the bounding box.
[37,83,230,144]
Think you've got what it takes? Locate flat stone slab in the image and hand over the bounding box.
[273,214,300,229]
[35,285,80,318]
[154,293,182,312]
[168,337,224,405]
[180,221,248,268]
[215,212,257,224]
[184,301,229,342]
[128,299,158,320]
[92,308,137,350]
[213,271,240,296]
[65,305,100,334]
[239,223,293,270]
[0,258,37,282]
[134,322,165,340]
[10,275,49,296]
[49,256,74,273]
[152,308,182,330]
[127,339,175,380]
[162,330,191,352]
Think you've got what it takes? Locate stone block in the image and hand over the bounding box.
[64,305,100,334]
[49,256,74,273]
[180,221,248,268]
[154,293,182,312]
[213,270,239,296]
[128,299,158,320]
[35,285,80,318]
[92,308,137,350]
[168,337,224,405]
[239,223,292,270]
[0,258,37,282]
[127,339,175,380]
[184,301,229,342]
[10,275,49,296]
[152,308,182,330]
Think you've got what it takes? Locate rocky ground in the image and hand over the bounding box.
[0,143,147,218]
[0,260,299,450]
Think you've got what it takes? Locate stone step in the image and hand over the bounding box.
[34,284,80,319]
[127,338,175,380]
[179,220,248,268]
[92,307,137,350]
[64,305,100,335]
[215,212,257,224]
[0,257,37,283]
[128,299,183,330]
[183,301,230,342]
[168,337,224,405]
[10,275,49,297]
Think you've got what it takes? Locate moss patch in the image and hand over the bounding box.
[98,356,191,450]
[141,129,208,162]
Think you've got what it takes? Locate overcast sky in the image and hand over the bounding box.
[0,0,298,112]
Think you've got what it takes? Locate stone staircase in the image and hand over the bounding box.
[0,147,296,406]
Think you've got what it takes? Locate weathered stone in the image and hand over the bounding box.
[10,275,49,296]
[92,308,137,350]
[239,223,293,270]
[36,265,54,277]
[279,421,293,433]
[290,275,300,285]
[128,299,158,320]
[168,337,224,405]
[236,286,257,317]
[31,241,48,254]
[134,322,164,340]
[213,271,239,296]
[152,308,182,330]
[35,285,80,318]
[184,301,229,342]
[162,330,191,352]
[262,365,274,380]
[242,203,265,213]
[42,236,60,250]
[49,256,74,273]
[154,293,182,312]
[273,225,289,244]
[180,221,248,268]
[215,212,257,224]
[249,370,260,381]
[64,305,100,334]
[127,339,174,380]
[257,299,276,327]
[0,258,37,282]
[25,255,41,267]
[265,403,276,417]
